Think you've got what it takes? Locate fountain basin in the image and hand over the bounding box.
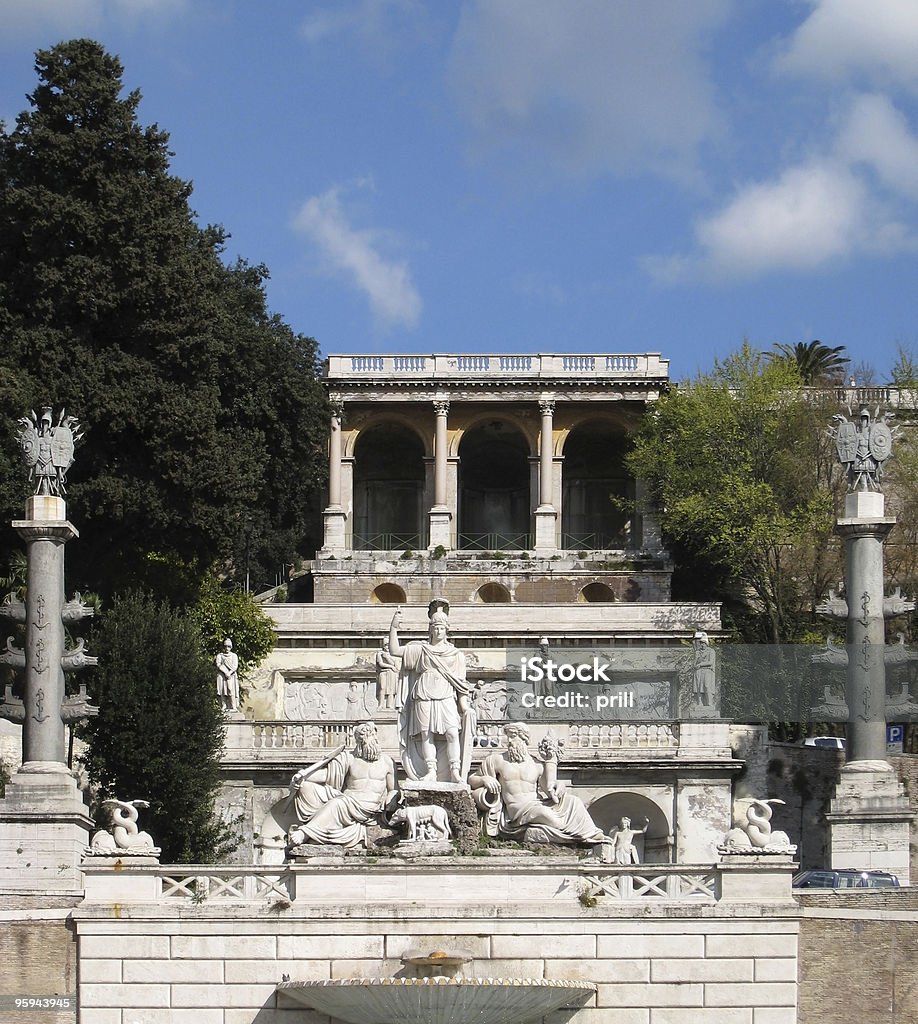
[278,977,596,1024]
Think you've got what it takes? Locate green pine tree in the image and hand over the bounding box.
[0,40,327,599]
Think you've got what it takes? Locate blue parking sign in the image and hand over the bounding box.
[886,724,904,754]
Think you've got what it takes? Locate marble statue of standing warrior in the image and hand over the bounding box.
[389,600,475,783]
[830,406,894,492]
[17,407,84,496]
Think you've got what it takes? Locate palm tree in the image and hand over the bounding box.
[771,340,849,384]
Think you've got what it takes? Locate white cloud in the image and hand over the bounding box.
[646,161,913,282]
[293,186,422,331]
[0,0,185,36]
[777,0,918,90]
[836,94,918,199]
[300,0,428,55]
[446,0,730,181]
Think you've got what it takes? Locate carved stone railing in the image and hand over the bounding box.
[160,867,293,902]
[566,722,679,748]
[226,720,685,764]
[251,721,355,750]
[326,353,670,381]
[80,858,795,905]
[579,866,718,901]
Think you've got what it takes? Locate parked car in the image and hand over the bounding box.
[802,736,846,749]
[793,869,899,888]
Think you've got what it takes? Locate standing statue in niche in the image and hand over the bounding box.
[608,815,650,864]
[288,721,397,849]
[375,638,400,711]
[390,601,475,783]
[830,406,894,492]
[469,723,605,844]
[17,407,84,496]
[215,638,240,713]
[688,631,715,708]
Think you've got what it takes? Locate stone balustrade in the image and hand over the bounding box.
[326,352,670,381]
[222,719,690,766]
[81,856,795,906]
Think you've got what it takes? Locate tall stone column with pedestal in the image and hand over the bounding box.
[533,395,558,556]
[0,409,97,891]
[428,395,452,552]
[823,407,913,883]
[321,397,348,555]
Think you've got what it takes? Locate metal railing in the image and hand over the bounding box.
[350,533,423,552]
[561,532,630,551]
[457,533,533,552]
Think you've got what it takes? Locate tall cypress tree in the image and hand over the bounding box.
[0,40,326,599]
[81,591,234,863]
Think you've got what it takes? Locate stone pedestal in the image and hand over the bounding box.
[320,506,347,556]
[0,769,93,891]
[427,507,451,552]
[826,765,912,883]
[533,507,557,557]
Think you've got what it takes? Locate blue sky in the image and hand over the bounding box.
[2,0,918,382]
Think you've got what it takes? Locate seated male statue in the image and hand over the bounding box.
[288,721,397,849]
[469,722,604,845]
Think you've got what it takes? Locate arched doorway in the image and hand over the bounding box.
[458,421,530,550]
[562,422,633,550]
[353,424,425,550]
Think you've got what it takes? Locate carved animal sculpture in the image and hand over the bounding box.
[389,804,452,842]
[90,799,159,854]
[724,799,792,850]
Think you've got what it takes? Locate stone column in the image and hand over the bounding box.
[428,395,452,552]
[321,398,347,556]
[826,489,912,884]
[838,492,894,764]
[534,395,558,556]
[0,495,94,891]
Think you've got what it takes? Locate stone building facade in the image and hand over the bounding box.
[221,353,745,867]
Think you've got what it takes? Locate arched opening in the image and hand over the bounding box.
[587,792,672,864]
[353,424,425,550]
[458,421,530,550]
[476,582,512,603]
[371,583,407,604]
[579,582,615,603]
[562,422,633,550]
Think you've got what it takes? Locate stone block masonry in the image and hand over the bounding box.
[72,857,800,1023]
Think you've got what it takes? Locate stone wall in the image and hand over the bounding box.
[797,909,918,1024]
[72,857,799,1024]
[0,901,78,1024]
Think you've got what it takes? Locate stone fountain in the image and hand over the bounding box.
[277,949,596,1024]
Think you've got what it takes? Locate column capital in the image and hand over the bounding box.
[539,396,555,416]
[433,395,450,417]
[329,395,345,420]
